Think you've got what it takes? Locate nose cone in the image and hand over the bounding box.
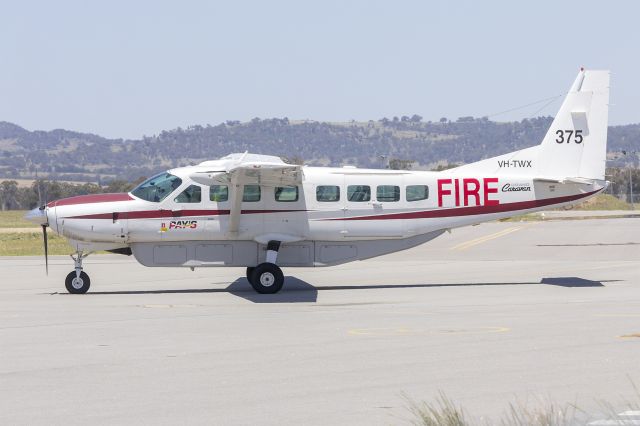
[25,207,48,226]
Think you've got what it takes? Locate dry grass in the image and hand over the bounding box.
[498,400,584,426]
[573,193,633,210]
[405,392,469,426]
[406,387,640,426]
[501,194,634,222]
[0,232,71,256]
[0,210,39,228]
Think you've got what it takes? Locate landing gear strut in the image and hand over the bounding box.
[65,252,91,294]
[246,241,284,294]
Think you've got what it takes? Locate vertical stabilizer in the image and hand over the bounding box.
[537,69,610,180]
[450,69,610,180]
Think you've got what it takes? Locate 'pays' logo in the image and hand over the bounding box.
[169,220,198,229]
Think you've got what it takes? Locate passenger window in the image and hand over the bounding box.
[316,185,340,202]
[243,185,261,202]
[275,186,299,202]
[377,185,400,202]
[406,185,429,201]
[174,185,202,203]
[209,185,228,202]
[347,185,371,202]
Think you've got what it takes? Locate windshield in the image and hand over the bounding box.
[131,173,182,202]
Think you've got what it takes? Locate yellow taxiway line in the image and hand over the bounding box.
[451,224,535,251]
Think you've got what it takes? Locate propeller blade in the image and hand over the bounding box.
[41,224,48,275]
[37,178,43,207]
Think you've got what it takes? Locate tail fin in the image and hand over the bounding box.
[537,69,610,180]
[451,69,610,181]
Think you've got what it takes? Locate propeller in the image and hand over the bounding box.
[24,176,50,275]
[37,176,49,275]
[41,223,49,275]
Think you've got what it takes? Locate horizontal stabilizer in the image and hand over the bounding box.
[533,177,598,185]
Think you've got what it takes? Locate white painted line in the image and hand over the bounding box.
[620,412,640,417]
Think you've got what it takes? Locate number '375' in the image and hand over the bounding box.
[555,130,583,144]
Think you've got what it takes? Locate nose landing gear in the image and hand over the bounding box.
[65,252,91,294]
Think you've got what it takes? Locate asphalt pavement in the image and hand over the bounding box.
[0,218,638,425]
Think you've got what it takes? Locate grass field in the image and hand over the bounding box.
[0,210,40,228]
[0,210,70,255]
[0,232,72,256]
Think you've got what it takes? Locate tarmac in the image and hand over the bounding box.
[0,218,638,425]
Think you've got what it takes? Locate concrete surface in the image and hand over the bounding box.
[0,218,639,425]
[537,209,640,219]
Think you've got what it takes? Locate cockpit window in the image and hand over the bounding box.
[131,173,182,202]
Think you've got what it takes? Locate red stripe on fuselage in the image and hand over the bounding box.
[48,193,134,207]
[331,189,600,221]
[65,209,307,220]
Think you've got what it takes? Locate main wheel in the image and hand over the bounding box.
[65,271,91,294]
[249,263,284,294]
[246,267,255,282]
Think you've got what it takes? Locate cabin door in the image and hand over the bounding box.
[342,175,404,238]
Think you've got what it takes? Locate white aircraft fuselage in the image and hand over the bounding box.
[25,69,611,294]
[43,166,602,250]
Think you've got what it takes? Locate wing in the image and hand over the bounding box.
[189,159,303,236]
[189,162,303,187]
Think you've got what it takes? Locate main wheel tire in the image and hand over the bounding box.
[246,267,255,283]
[249,263,284,294]
[65,271,91,294]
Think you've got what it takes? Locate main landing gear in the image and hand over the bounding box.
[246,241,284,294]
[65,252,91,294]
[62,242,287,295]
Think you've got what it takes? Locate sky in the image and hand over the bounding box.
[0,0,638,139]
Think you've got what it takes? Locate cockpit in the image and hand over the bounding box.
[130,172,183,202]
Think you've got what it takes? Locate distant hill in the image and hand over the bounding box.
[0,117,638,183]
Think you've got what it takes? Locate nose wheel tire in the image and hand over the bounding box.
[249,263,284,294]
[65,271,91,294]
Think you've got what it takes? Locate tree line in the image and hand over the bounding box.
[0,179,137,210]
[1,118,638,183]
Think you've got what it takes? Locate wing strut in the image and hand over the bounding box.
[227,172,243,236]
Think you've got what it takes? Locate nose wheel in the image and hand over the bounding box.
[65,251,91,294]
[65,271,91,294]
